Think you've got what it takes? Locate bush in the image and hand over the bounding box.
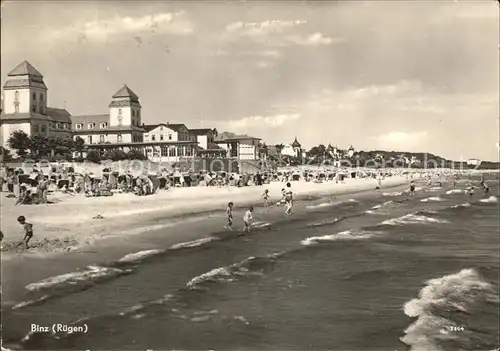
[86,150,101,163]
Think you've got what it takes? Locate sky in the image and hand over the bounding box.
[1,1,499,161]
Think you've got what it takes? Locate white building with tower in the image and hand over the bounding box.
[0,61,73,152]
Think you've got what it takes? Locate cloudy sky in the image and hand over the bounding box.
[1,1,499,160]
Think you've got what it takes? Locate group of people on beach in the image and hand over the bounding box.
[223,182,294,232]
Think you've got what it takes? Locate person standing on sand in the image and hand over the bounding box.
[262,189,270,207]
[284,182,293,215]
[225,202,234,230]
[16,216,33,248]
[243,206,254,232]
[409,180,416,196]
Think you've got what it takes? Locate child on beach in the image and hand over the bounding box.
[262,189,270,207]
[243,206,254,232]
[284,182,293,215]
[16,216,33,248]
[225,202,234,230]
[409,180,416,196]
[276,188,286,206]
[467,187,475,197]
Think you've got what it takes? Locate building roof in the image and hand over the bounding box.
[189,128,213,136]
[292,136,301,148]
[3,78,47,90]
[142,123,188,133]
[215,132,261,142]
[0,112,49,122]
[166,123,188,132]
[47,107,72,123]
[112,85,139,101]
[8,61,43,78]
[71,114,109,126]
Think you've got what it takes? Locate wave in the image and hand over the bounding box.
[301,230,381,246]
[380,214,448,226]
[25,265,128,292]
[118,249,164,263]
[446,189,465,195]
[428,186,443,191]
[306,199,358,210]
[169,237,218,250]
[400,268,499,351]
[480,196,498,204]
[382,192,403,197]
[450,202,472,209]
[186,252,285,290]
[421,197,443,202]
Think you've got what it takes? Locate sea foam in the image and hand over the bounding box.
[380,214,448,226]
[480,196,498,204]
[400,268,498,351]
[301,230,380,246]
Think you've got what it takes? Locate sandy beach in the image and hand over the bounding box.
[0,176,407,260]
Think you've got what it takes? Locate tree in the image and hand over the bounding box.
[126,149,147,160]
[86,150,101,163]
[7,130,30,158]
[74,136,85,157]
[0,146,12,162]
[274,143,285,165]
[29,135,50,158]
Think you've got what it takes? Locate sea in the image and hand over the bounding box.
[1,176,499,351]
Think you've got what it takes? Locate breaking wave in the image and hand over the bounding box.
[380,214,448,226]
[421,196,443,202]
[446,189,465,195]
[480,196,498,204]
[450,203,472,209]
[400,268,499,351]
[382,192,403,197]
[306,199,358,210]
[301,230,382,246]
[118,249,164,263]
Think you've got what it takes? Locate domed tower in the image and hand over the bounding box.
[292,136,302,158]
[109,84,142,128]
[348,145,355,158]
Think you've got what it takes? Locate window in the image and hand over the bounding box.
[160,135,164,141]
[117,109,123,126]
[63,123,68,129]
[33,125,40,132]
[40,93,44,102]
[56,123,61,129]
[88,123,95,129]
[33,92,36,100]
[88,136,93,144]
[41,125,46,133]
[76,124,82,130]
[168,134,172,140]
[14,102,19,113]
[100,135,105,143]
[117,134,122,142]
[152,135,156,141]
[132,110,135,118]
[32,104,36,112]
[100,122,108,129]
[15,91,19,100]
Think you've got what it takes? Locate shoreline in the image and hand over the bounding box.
[0,176,408,261]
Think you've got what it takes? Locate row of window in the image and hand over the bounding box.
[50,122,70,130]
[75,122,108,130]
[146,134,173,141]
[145,146,194,157]
[13,91,45,103]
[87,135,143,144]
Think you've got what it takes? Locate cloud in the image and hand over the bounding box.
[370,131,428,149]
[225,20,307,37]
[223,19,340,47]
[227,113,300,130]
[256,61,274,69]
[215,49,281,58]
[48,11,194,42]
[287,33,344,46]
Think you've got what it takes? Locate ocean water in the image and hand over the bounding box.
[2,177,499,351]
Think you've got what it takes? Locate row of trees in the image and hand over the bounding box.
[5,131,147,163]
[7,130,85,159]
